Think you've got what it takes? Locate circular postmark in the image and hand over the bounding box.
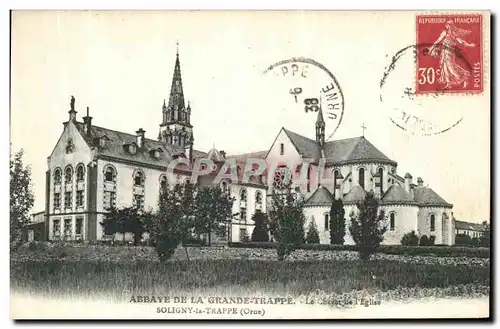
[262,57,344,141]
[380,44,474,136]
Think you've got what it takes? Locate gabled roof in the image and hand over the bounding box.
[382,185,418,205]
[455,220,487,231]
[413,187,453,208]
[283,128,322,160]
[342,185,367,203]
[206,148,225,162]
[226,150,267,162]
[280,128,396,165]
[323,136,396,165]
[304,186,333,207]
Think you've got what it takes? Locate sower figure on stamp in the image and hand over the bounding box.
[428,20,476,90]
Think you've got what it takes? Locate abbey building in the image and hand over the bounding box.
[44,50,456,245]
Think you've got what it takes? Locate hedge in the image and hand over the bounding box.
[227,242,490,258]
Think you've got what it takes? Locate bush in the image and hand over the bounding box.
[227,242,490,258]
[305,220,320,244]
[401,231,419,246]
[419,235,432,246]
[155,233,180,262]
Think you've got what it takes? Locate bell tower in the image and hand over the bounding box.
[159,43,194,157]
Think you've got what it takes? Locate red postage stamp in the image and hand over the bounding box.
[416,14,483,94]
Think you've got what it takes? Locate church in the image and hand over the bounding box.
[44,49,456,246]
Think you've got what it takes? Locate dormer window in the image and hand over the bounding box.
[127,143,137,154]
[149,148,162,159]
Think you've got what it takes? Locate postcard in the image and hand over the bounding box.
[10,10,490,320]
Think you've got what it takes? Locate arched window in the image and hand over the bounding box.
[324,213,329,231]
[54,168,62,184]
[333,169,340,197]
[358,167,365,189]
[220,181,230,194]
[64,166,73,184]
[160,175,167,190]
[105,166,115,182]
[378,167,384,194]
[430,214,436,232]
[134,170,145,186]
[76,164,85,182]
[240,188,247,202]
[390,212,396,231]
[255,190,263,208]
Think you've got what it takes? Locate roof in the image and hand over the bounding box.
[342,185,367,203]
[226,150,267,163]
[74,122,192,171]
[323,136,396,165]
[304,186,334,206]
[382,185,418,205]
[281,128,396,165]
[455,220,487,231]
[283,129,322,159]
[206,148,225,162]
[413,186,453,208]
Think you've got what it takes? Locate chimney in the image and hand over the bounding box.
[82,106,92,138]
[417,177,423,187]
[404,173,412,193]
[220,150,226,158]
[136,128,145,148]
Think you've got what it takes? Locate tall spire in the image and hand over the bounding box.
[167,42,185,110]
[315,97,325,146]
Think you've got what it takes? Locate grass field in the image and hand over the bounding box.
[10,258,490,302]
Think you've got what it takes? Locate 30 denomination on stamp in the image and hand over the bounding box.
[416,14,483,94]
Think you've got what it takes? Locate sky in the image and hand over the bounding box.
[10,10,490,222]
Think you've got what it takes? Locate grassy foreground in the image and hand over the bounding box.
[11,259,490,300]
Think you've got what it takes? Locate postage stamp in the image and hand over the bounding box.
[415,14,483,94]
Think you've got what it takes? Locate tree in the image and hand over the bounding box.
[329,198,346,245]
[401,230,419,246]
[101,206,146,245]
[348,191,387,261]
[251,210,269,242]
[268,187,305,261]
[145,183,195,261]
[305,219,320,244]
[10,149,34,250]
[479,221,490,247]
[193,186,235,246]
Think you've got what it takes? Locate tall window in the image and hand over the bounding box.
[76,190,84,208]
[280,143,284,155]
[105,166,115,182]
[390,212,395,231]
[221,181,230,194]
[64,191,72,209]
[64,218,72,238]
[358,167,365,189]
[240,207,247,223]
[160,175,168,191]
[333,170,340,197]
[133,194,145,211]
[324,213,329,231]
[430,214,435,232]
[255,191,263,209]
[103,191,116,210]
[65,166,73,184]
[75,217,83,236]
[240,188,247,202]
[53,193,61,210]
[76,164,85,182]
[134,171,145,186]
[54,168,62,184]
[52,219,61,238]
[378,167,384,194]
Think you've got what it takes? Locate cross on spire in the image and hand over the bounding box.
[361,123,367,137]
[176,40,179,55]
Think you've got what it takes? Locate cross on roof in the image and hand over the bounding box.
[361,123,367,137]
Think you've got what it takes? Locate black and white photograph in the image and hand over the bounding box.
[9,10,491,319]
